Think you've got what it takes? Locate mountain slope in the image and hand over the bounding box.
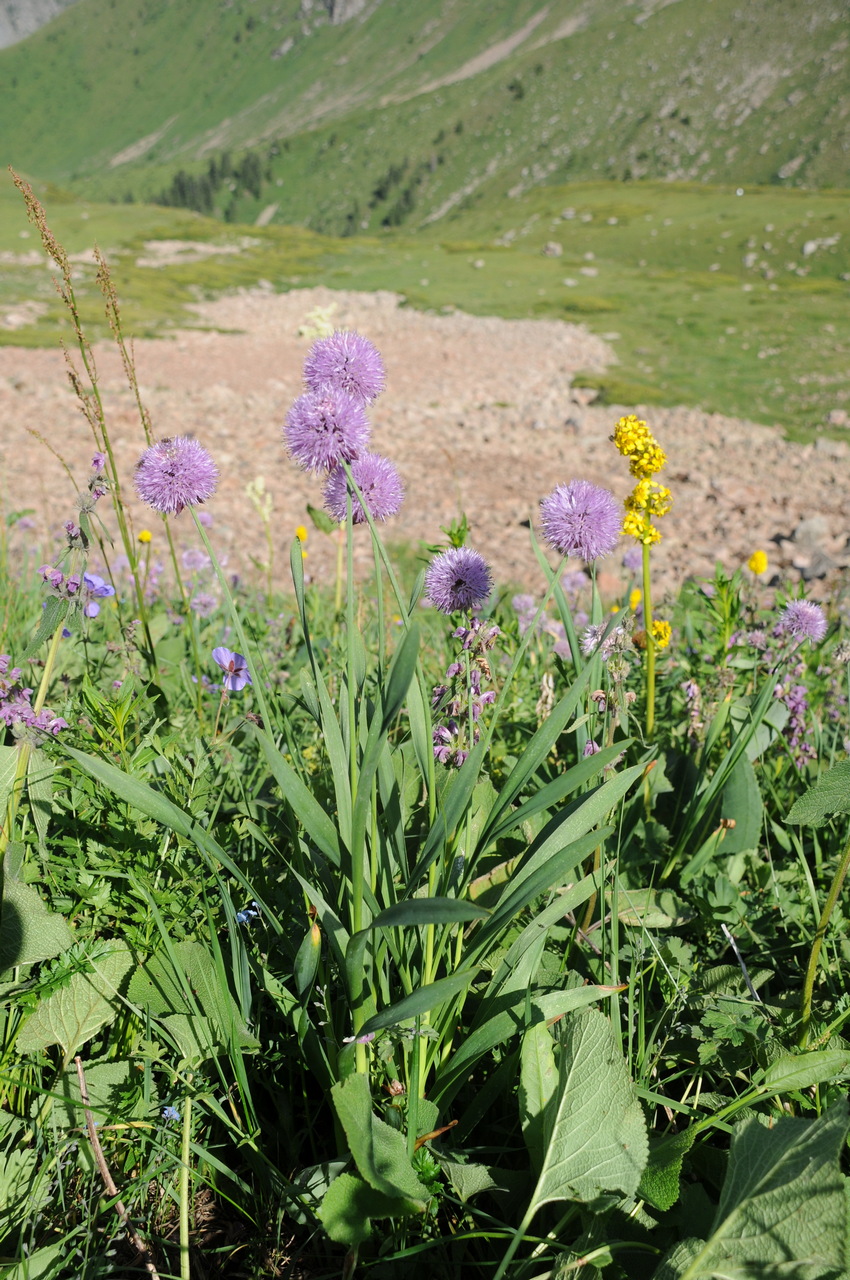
[0,0,80,50]
[1,0,848,233]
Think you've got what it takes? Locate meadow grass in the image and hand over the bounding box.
[2,194,850,1278]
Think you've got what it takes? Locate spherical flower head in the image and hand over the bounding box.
[212,646,252,691]
[748,549,768,575]
[539,479,621,562]
[138,529,152,544]
[324,453,404,524]
[303,330,386,405]
[284,388,370,473]
[134,437,218,516]
[779,599,827,644]
[425,546,492,614]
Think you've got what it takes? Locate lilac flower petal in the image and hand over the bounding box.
[540,480,621,562]
[323,452,404,524]
[284,388,370,473]
[212,646,252,692]
[134,437,219,516]
[304,331,385,405]
[425,547,492,614]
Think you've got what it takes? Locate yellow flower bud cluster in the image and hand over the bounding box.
[651,619,672,649]
[613,415,671,544]
[747,549,768,576]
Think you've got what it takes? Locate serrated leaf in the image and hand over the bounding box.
[331,1073,429,1206]
[319,1172,414,1247]
[652,1101,850,1280]
[638,1126,698,1212]
[21,596,69,662]
[439,1157,506,1202]
[0,876,74,974]
[26,748,55,853]
[526,1009,648,1217]
[16,942,133,1057]
[786,762,850,828]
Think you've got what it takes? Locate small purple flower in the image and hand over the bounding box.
[622,545,643,573]
[182,548,211,572]
[583,740,601,757]
[779,600,827,645]
[284,388,370,473]
[191,592,218,618]
[91,452,106,473]
[212,647,252,692]
[304,331,385,405]
[82,572,116,618]
[162,1106,181,1123]
[540,480,621,562]
[323,452,404,524]
[425,547,492,614]
[134,437,219,516]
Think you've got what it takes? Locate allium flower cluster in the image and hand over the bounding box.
[134,436,219,516]
[778,599,827,645]
[539,480,620,562]
[324,452,404,524]
[613,415,672,546]
[431,620,500,767]
[426,547,491,614]
[0,656,67,737]
[285,331,403,526]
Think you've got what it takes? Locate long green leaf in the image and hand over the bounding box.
[359,969,478,1036]
[250,727,342,866]
[406,737,488,889]
[371,898,489,928]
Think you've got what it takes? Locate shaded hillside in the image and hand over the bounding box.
[0,0,848,232]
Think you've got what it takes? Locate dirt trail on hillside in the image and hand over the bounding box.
[0,286,847,607]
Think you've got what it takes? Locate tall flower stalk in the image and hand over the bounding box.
[613,415,673,738]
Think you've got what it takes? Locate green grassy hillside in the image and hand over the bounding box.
[1,0,848,233]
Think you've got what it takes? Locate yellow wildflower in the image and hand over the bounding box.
[629,587,642,612]
[138,529,152,544]
[748,549,768,575]
[651,619,672,649]
[613,414,654,458]
[295,524,309,542]
[622,510,661,545]
[629,442,667,479]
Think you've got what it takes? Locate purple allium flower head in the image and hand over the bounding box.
[425,546,492,614]
[540,480,621,562]
[284,388,370,473]
[134,436,219,516]
[304,331,385,405]
[212,647,252,691]
[323,452,404,524]
[191,592,218,618]
[622,545,643,573]
[779,599,827,644]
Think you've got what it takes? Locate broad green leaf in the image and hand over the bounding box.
[0,876,74,974]
[56,1059,133,1129]
[652,1101,849,1280]
[319,1172,415,1248]
[0,746,18,826]
[786,761,850,828]
[760,1050,850,1093]
[719,751,762,853]
[638,1126,698,1212]
[294,923,322,996]
[16,941,133,1057]
[306,503,337,535]
[2,1238,67,1280]
[439,1156,508,1203]
[331,1073,429,1205]
[609,887,692,929]
[250,727,342,865]
[526,1009,647,1217]
[371,898,489,928]
[358,968,478,1036]
[26,748,55,852]
[519,1021,558,1176]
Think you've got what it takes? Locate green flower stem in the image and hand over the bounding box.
[799,821,850,1047]
[161,516,206,725]
[642,540,656,739]
[179,1089,193,1280]
[189,510,274,733]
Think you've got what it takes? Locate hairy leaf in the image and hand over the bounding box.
[786,761,850,828]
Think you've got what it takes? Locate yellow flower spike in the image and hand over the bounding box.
[138,530,152,544]
[629,587,642,612]
[295,524,308,542]
[748,549,768,576]
[651,619,672,649]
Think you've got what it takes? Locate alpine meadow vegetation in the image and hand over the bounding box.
[3,176,850,1280]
